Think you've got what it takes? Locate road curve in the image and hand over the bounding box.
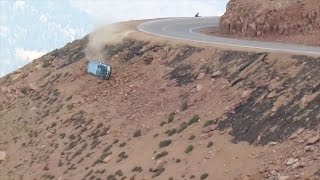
[137,17,320,56]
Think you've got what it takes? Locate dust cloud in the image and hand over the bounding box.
[85,24,133,61]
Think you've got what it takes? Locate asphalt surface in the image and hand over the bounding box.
[137,17,320,56]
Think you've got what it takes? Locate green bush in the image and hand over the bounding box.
[133,130,141,137]
[166,128,177,136]
[181,99,188,111]
[177,122,188,133]
[207,141,214,148]
[159,140,172,148]
[185,145,193,153]
[188,115,200,125]
[200,173,209,180]
[203,120,215,128]
[168,112,175,123]
[115,170,123,177]
[155,151,168,159]
[132,166,143,173]
[119,142,126,147]
[152,167,165,178]
[160,121,167,126]
[113,139,119,144]
[188,134,196,141]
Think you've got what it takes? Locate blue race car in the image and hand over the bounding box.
[87,61,112,80]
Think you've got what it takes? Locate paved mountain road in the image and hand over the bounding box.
[137,17,320,56]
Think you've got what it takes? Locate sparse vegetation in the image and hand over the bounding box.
[188,115,200,125]
[155,151,168,159]
[200,173,209,180]
[160,121,167,126]
[117,151,128,162]
[152,167,165,178]
[159,140,172,148]
[133,130,141,137]
[113,139,119,144]
[176,159,181,163]
[168,112,175,123]
[207,141,214,148]
[42,59,52,68]
[115,170,123,177]
[21,87,28,95]
[189,134,196,141]
[103,145,113,153]
[132,166,143,172]
[181,99,188,111]
[67,104,74,110]
[203,120,215,128]
[95,123,103,129]
[190,175,195,179]
[41,110,50,118]
[166,128,177,136]
[177,122,188,133]
[119,142,126,147]
[107,175,116,180]
[59,133,66,139]
[66,95,73,101]
[185,145,194,153]
[130,175,136,180]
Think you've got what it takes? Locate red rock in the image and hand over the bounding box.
[306,134,320,145]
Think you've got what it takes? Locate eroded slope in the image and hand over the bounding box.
[0,32,319,180]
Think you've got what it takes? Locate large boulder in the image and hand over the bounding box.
[220,0,320,40]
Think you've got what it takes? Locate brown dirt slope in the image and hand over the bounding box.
[0,24,319,180]
[219,0,320,46]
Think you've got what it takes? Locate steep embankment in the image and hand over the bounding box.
[219,0,320,46]
[0,25,319,179]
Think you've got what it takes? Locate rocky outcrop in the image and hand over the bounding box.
[220,0,320,38]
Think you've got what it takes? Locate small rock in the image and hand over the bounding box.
[28,83,38,91]
[269,142,278,146]
[270,170,277,176]
[211,71,222,78]
[258,167,267,174]
[305,146,312,152]
[103,155,112,163]
[306,134,320,145]
[197,73,205,80]
[292,162,303,169]
[152,159,167,172]
[286,158,298,165]
[143,55,154,65]
[200,132,213,139]
[202,124,218,133]
[45,132,53,138]
[278,175,290,180]
[196,85,203,92]
[296,128,305,135]
[0,151,6,162]
[241,90,253,99]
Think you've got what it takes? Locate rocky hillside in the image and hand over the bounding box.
[0,25,319,180]
[220,0,320,46]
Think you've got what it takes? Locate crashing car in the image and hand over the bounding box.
[87,61,112,80]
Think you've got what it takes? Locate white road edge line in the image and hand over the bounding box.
[188,26,320,55]
[137,19,320,56]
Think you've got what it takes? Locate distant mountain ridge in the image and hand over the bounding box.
[0,0,93,77]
